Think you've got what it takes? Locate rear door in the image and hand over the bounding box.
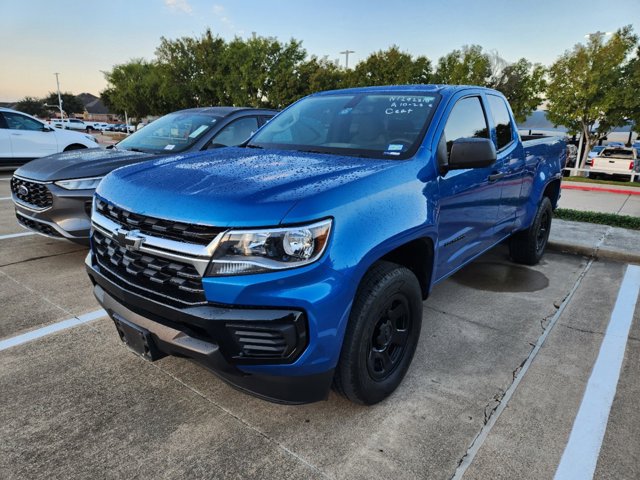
[434,94,504,281]
[485,94,524,228]
[2,111,58,160]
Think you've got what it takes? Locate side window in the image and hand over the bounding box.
[3,112,45,132]
[442,97,489,155]
[208,117,259,149]
[487,95,513,150]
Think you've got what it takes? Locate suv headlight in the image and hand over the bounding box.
[207,219,332,276]
[54,176,103,190]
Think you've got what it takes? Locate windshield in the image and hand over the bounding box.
[117,112,221,153]
[592,146,605,153]
[248,92,439,159]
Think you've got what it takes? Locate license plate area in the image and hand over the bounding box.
[112,314,166,361]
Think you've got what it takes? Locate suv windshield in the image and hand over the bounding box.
[118,112,221,153]
[248,92,439,159]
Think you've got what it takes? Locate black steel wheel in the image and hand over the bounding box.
[510,196,553,265]
[334,261,422,405]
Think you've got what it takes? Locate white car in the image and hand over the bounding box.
[0,107,99,167]
[49,118,89,131]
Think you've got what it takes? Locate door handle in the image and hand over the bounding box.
[10,133,23,136]
[488,172,505,182]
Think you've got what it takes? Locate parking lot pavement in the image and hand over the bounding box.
[1,189,639,479]
[559,187,640,216]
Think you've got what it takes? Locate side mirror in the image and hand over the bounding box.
[448,138,497,170]
[42,126,54,132]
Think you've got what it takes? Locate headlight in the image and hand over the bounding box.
[54,176,103,190]
[207,219,332,276]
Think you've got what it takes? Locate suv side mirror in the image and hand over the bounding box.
[448,138,497,170]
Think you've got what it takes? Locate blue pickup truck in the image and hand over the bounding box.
[85,85,565,405]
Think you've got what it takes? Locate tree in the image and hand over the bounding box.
[546,26,639,167]
[101,60,163,120]
[349,46,431,86]
[43,92,85,116]
[14,96,46,117]
[490,59,546,122]
[433,45,491,85]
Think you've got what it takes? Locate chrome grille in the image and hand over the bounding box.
[11,177,53,209]
[95,197,222,245]
[92,229,206,305]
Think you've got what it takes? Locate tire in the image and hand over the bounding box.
[509,196,553,265]
[64,144,87,152]
[334,261,423,405]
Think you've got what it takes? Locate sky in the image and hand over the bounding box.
[0,0,638,102]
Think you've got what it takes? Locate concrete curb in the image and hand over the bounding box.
[548,240,640,265]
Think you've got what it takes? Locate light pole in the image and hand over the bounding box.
[340,49,355,69]
[53,72,64,120]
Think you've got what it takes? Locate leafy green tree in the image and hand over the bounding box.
[433,45,491,85]
[546,26,638,167]
[102,60,163,120]
[15,96,46,117]
[490,59,546,122]
[349,46,431,86]
[43,92,85,116]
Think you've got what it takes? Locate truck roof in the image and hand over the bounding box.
[171,106,278,116]
[314,84,501,97]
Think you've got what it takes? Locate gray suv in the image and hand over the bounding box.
[11,107,276,244]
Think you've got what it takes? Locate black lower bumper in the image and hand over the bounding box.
[86,262,333,404]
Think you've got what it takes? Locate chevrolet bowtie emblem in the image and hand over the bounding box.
[114,228,145,251]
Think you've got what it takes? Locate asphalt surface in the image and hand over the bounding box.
[560,182,640,216]
[1,173,639,480]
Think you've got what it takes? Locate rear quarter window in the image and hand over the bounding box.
[486,95,514,150]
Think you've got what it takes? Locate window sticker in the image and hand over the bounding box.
[188,125,209,138]
[383,151,401,156]
[387,144,404,151]
[164,144,176,150]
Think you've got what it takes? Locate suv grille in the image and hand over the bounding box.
[95,197,223,245]
[92,229,206,305]
[11,177,53,209]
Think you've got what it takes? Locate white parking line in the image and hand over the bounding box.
[0,309,106,352]
[554,264,640,480]
[0,232,35,240]
[0,196,12,200]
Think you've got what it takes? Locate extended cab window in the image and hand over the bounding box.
[487,95,513,150]
[442,97,489,155]
[2,112,45,131]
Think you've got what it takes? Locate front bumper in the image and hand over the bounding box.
[12,178,93,244]
[86,257,334,404]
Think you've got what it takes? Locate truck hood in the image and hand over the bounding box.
[14,147,155,182]
[96,147,403,227]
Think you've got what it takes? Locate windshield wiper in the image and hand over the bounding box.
[126,147,148,153]
[244,143,263,149]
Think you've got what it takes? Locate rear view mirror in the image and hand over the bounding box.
[448,138,497,170]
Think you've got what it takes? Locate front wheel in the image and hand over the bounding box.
[509,197,553,265]
[334,261,423,405]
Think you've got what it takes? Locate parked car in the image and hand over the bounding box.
[0,107,98,168]
[607,141,625,147]
[11,107,275,242]
[86,85,565,405]
[49,118,90,131]
[565,144,578,168]
[586,145,606,163]
[586,146,639,180]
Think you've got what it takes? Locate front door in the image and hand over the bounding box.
[2,111,58,160]
[434,95,503,281]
